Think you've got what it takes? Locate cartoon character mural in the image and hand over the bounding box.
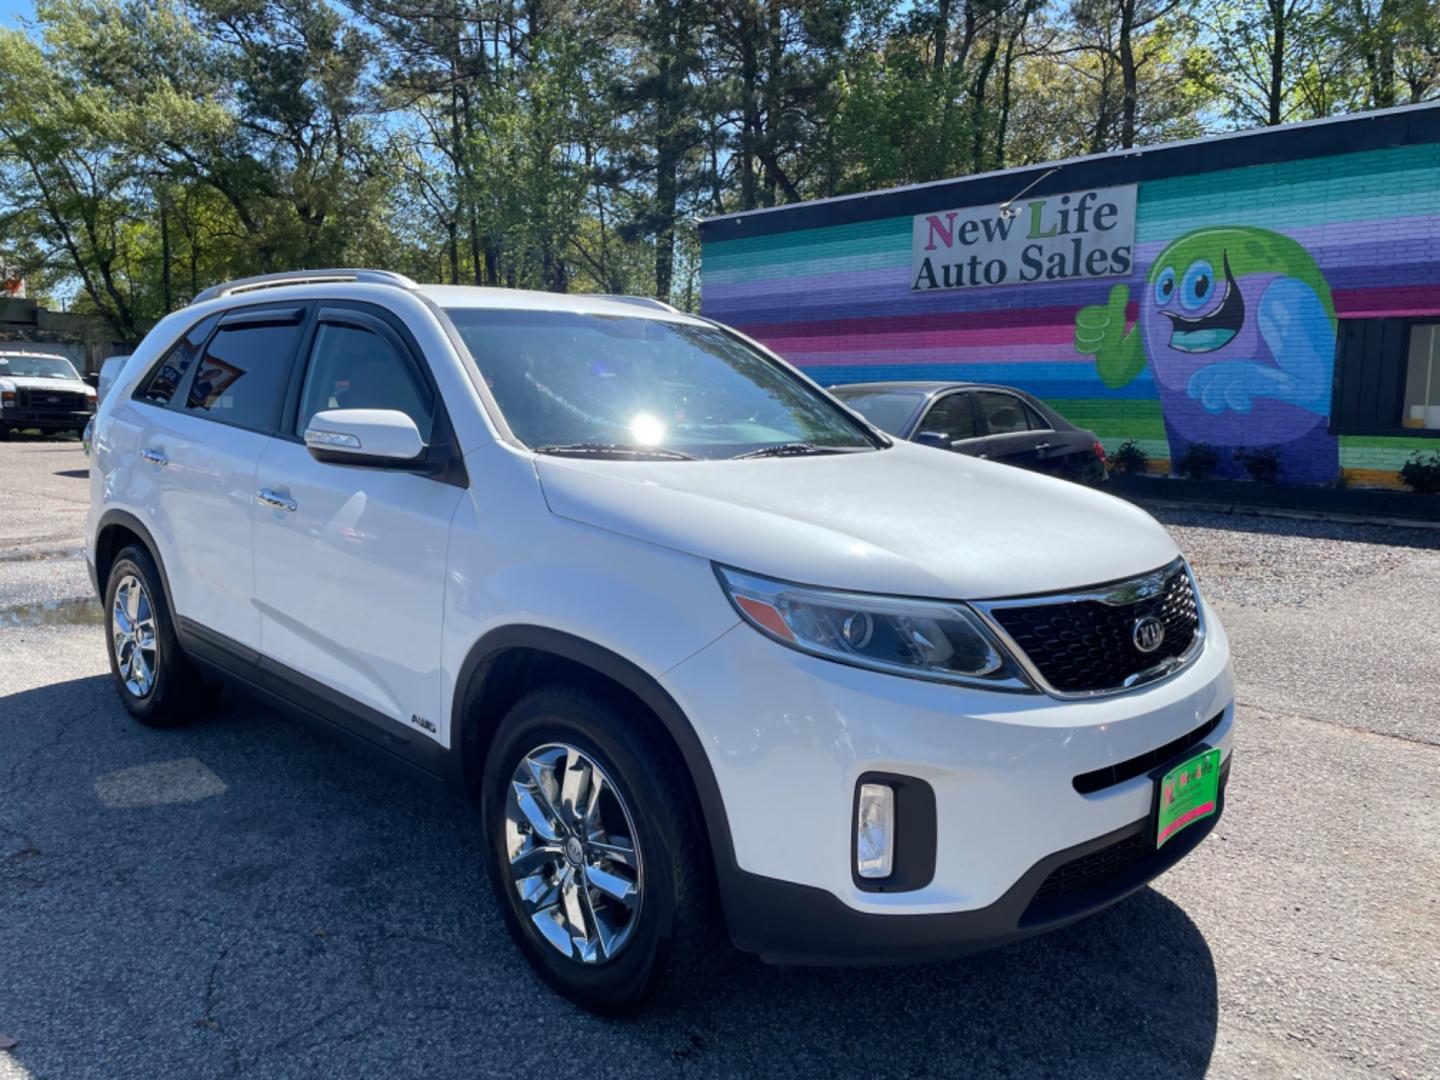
[1075,226,1339,483]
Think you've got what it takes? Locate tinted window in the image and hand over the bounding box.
[976,391,1033,435]
[830,389,925,435]
[136,315,219,406]
[183,320,302,431]
[446,308,877,459]
[918,393,977,442]
[297,322,434,440]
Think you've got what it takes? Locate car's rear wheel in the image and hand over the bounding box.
[104,545,212,727]
[482,685,718,1013]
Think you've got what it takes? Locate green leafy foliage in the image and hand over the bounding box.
[1177,442,1219,479]
[1399,451,1440,495]
[1110,438,1149,474]
[0,0,1433,344]
[1234,444,1281,483]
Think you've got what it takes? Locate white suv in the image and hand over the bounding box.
[87,269,1234,1011]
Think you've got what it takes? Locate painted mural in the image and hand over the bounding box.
[1074,227,1339,483]
[699,139,1440,487]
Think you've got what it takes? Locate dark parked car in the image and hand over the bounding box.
[830,380,1108,484]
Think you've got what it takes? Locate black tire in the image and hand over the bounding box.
[482,685,719,1013]
[103,545,212,728]
[0,425,10,441]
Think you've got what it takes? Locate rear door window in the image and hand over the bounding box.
[135,315,219,407]
[181,310,305,432]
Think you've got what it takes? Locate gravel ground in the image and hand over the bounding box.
[1,440,1437,1080]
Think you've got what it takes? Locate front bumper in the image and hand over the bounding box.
[661,600,1234,962]
[0,407,93,430]
[722,760,1228,964]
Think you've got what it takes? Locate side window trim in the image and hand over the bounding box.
[217,305,306,329]
[170,301,313,435]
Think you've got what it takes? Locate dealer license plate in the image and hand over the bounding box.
[1155,747,1221,848]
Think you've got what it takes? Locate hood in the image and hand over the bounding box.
[0,375,90,393]
[535,441,1179,599]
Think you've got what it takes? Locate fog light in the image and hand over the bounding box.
[856,782,895,879]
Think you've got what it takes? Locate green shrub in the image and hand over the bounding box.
[1399,451,1440,495]
[1176,442,1218,480]
[1234,445,1281,484]
[1110,439,1148,475]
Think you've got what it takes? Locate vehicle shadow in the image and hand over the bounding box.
[0,674,1218,1080]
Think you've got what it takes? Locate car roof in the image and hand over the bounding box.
[829,380,1019,396]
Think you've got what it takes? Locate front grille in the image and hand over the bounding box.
[1026,830,1152,915]
[989,563,1199,694]
[17,387,87,411]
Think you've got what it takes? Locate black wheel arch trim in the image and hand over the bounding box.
[451,624,748,928]
[94,509,176,612]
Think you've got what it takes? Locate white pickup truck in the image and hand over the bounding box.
[0,350,96,439]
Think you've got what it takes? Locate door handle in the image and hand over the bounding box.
[1034,442,1052,453]
[256,489,297,513]
[141,448,168,466]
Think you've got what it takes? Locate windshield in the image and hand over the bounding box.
[0,355,81,380]
[445,308,880,459]
[830,388,926,436]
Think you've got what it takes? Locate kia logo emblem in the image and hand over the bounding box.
[1132,616,1165,654]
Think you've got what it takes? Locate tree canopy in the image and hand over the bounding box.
[0,0,1434,339]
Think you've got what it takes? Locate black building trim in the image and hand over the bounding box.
[700,103,1440,244]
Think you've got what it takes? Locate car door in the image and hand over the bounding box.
[972,390,1059,474]
[130,305,307,650]
[251,303,464,742]
[913,391,982,453]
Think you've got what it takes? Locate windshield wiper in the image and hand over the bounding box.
[533,442,697,461]
[732,442,857,460]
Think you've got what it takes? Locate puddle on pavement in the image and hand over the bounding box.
[0,596,104,628]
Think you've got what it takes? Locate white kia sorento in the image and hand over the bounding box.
[87,269,1234,1012]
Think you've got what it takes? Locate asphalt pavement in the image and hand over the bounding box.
[1,435,1436,1080]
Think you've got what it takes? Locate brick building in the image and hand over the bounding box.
[699,103,1440,488]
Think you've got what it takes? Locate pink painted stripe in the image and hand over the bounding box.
[750,344,1093,367]
[1334,284,1440,318]
[1158,800,1216,845]
[761,322,1079,353]
[756,342,1092,366]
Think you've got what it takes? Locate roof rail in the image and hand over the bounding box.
[585,294,681,314]
[194,269,419,304]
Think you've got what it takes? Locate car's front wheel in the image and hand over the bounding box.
[104,545,213,727]
[482,686,718,1013]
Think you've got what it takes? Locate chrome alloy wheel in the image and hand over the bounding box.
[505,743,644,964]
[111,574,158,698]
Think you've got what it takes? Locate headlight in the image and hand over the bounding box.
[715,566,1032,691]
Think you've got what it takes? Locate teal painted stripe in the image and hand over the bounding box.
[704,221,910,274]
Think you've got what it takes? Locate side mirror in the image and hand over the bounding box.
[914,430,951,449]
[303,408,425,467]
[96,355,132,404]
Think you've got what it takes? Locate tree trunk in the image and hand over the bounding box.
[1118,0,1138,148]
[934,0,952,71]
[1268,0,1284,124]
